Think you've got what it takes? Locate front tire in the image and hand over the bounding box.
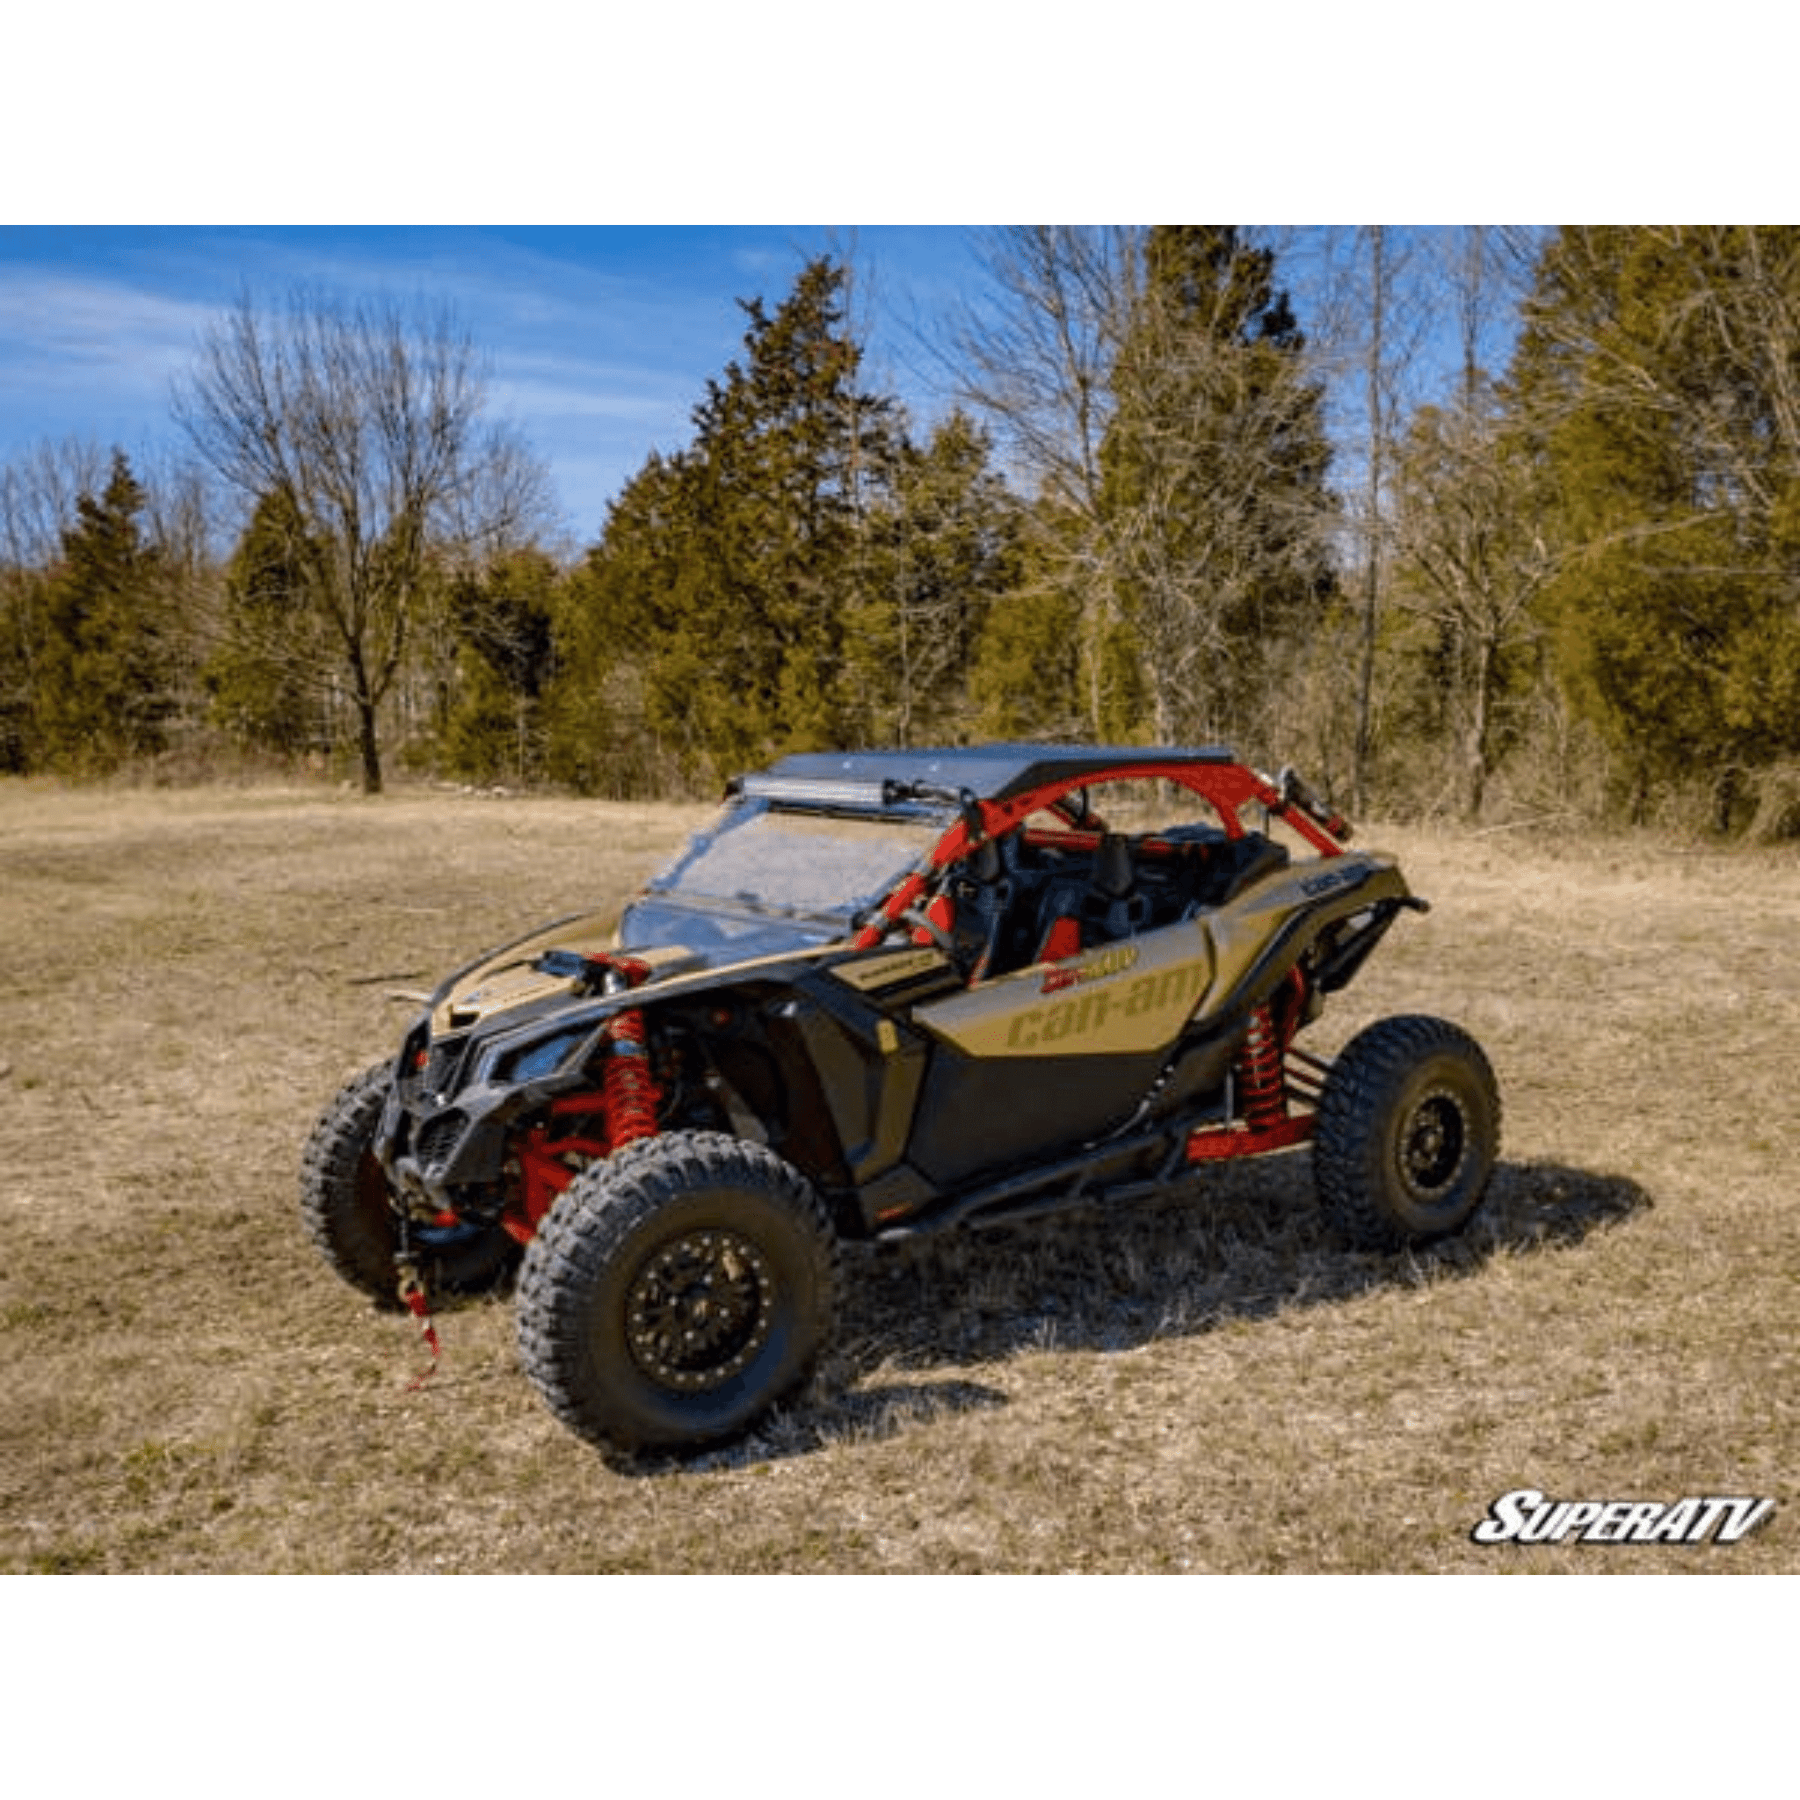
[299,1061,519,1306]
[1314,1015,1500,1250]
[516,1131,840,1454]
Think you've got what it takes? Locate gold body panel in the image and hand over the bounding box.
[916,925,1214,1058]
[912,851,1399,1060]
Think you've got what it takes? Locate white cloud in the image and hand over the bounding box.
[0,271,215,387]
[0,267,224,467]
[0,226,973,531]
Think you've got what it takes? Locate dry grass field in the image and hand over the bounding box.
[2,777,1795,1574]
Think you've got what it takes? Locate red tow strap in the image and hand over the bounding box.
[395,1265,441,1390]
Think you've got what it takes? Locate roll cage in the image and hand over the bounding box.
[835,752,1352,978]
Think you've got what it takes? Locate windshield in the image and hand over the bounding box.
[644,799,947,923]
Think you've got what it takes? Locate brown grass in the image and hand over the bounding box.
[2,778,1795,1573]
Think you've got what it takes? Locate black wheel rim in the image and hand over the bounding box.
[624,1229,775,1392]
[1398,1087,1467,1198]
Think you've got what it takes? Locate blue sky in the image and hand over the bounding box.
[0,223,1546,553]
[3,11,1775,557]
[0,225,994,540]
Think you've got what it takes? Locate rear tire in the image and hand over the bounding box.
[299,1061,519,1306]
[516,1131,840,1454]
[1314,1015,1500,1250]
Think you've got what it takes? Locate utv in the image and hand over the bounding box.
[301,745,1499,1454]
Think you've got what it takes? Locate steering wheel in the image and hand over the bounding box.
[879,833,1017,977]
[891,905,957,957]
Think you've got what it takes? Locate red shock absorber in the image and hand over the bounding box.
[602,1006,661,1150]
[1187,981,1317,1163]
[1237,1002,1288,1130]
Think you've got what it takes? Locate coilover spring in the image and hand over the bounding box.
[1238,1003,1288,1129]
[602,1007,661,1149]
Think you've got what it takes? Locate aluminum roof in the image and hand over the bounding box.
[750,743,1237,806]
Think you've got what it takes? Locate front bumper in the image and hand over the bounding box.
[376,1022,593,1217]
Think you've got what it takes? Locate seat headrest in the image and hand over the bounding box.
[1093,833,1135,897]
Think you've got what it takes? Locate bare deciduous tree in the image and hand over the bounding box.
[1391,389,1554,817]
[947,226,1138,514]
[0,438,112,570]
[1101,270,1336,747]
[948,227,1337,753]
[175,289,551,792]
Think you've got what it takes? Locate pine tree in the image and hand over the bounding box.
[968,576,1087,742]
[965,493,1137,743]
[546,450,707,791]
[32,451,172,771]
[684,256,899,761]
[203,486,328,756]
[843,410,1024,746]
[440,548,560,783]
[1512,226,1800,825]
[553,258,902,787]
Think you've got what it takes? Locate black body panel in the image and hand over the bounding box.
[902,1039,1172,1191]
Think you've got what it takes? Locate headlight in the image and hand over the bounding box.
[483,1028,589,1086]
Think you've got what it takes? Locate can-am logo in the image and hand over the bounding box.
[1471,1488,1775,1547]
[1040,943,1139,995]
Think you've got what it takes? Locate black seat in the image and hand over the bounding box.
[1091,831,1135,899]
[947,835,1014,982]
[1079,833,1149,940]
[1211,833,1290,903]
[1160,826,1290,914]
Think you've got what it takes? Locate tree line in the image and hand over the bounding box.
[4,226,1799,836]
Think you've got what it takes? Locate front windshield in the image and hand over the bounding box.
[647,800,947,922]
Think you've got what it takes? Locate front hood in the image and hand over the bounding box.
[430,895,844,1034]
[430,910,624,1034]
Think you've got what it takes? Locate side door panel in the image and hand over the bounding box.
[903,923,1214,1187]
[916,921,1213,1059]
